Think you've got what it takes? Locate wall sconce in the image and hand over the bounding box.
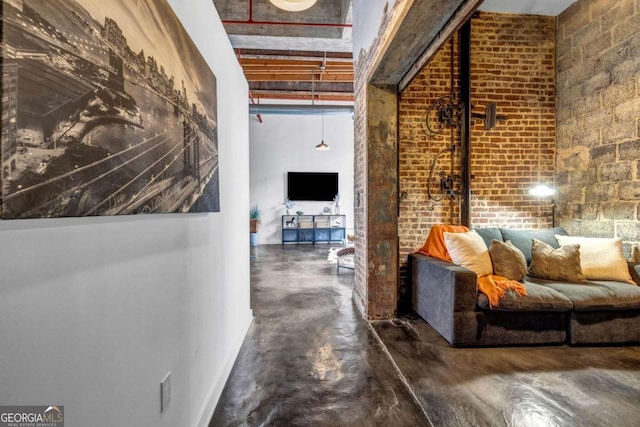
[529,183,556,226]
[269,0,317,12]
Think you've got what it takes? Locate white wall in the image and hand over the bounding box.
[353,0,397,58]
[249,107,355,245]
[0,1,252,427]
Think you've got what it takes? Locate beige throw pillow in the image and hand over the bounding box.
[443,230,493,276]
[489,240,527,281]
[555,235,635,285]
[528,239,586,283]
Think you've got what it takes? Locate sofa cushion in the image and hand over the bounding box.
[555,235,635,285]
[477,280,573,312]
[489,240,527,281]
[533,279,640,311]
[528,239,586,283]
[500,227,568,263]
[474,228,503,250]
[443,230,493,276]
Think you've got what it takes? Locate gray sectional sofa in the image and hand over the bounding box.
[410,227,640,347]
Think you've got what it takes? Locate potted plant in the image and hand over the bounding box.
[250,205,261,233]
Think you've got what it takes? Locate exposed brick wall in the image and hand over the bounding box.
[353,61,368,316]
[556,0,640,255]
[398,38,461,258]
[399,13,557,266]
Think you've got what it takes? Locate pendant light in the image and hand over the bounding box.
[269,0,317,12]
[315,109,330,150]
[312,71,329,151]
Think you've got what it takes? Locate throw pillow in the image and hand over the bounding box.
[555,235,635,285]
[443,230,493,276]
[489,239,527,281]
[528,239,586,283]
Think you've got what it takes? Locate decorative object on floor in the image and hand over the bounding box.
[250,232,259,247]
[1,0,219,218]
[250,205,261,233]
[269,0,317,12]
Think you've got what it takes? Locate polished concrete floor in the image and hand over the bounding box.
[209,244,427,426]
[211,245,640,427]
[374,317,640,427]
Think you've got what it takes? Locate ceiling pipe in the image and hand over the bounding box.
[221,0,352,28]
[248,104,354,115]
[459,20,472,227]
[248,90,263,123]
[223,19,353,28]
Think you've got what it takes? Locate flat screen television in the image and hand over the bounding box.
[287,172,338,201]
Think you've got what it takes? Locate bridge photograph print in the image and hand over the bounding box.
[0,0,219,218]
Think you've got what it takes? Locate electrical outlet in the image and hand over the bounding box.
[161,372,171,413]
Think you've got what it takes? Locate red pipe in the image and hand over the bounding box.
[222,0,352,29]
[248,90,263,123]
[223,19,352,28]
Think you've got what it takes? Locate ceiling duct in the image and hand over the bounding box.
[248,104,354,115]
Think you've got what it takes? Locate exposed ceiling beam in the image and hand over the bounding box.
[244,73,353,82]
[249,81,353,92]
[371,0,482,85]
[249,91,354,102]
[237,49,353,61]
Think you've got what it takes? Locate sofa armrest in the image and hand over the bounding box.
[410,253,478,344]
[629,262,640,286]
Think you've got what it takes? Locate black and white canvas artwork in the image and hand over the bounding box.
[0,0,219,218]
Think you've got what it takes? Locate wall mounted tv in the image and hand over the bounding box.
[287,172,338,201]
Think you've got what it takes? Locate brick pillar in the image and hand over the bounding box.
[365,84,398,319]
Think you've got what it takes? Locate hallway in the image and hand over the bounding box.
[209,244,427,426]
[210,244,640,427]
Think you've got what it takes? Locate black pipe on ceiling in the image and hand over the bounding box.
[459,19,472,227]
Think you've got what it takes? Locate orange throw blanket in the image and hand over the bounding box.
[418,224,469,261]
[418,225,527,307]
[477,275,527,308]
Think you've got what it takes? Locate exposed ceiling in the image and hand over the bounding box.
[213,0,577,102]
[213,0,353,101]
[480,0,577,16]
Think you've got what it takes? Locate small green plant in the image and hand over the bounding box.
[250,205,261,222]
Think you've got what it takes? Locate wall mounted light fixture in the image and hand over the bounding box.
[269,0,317,12]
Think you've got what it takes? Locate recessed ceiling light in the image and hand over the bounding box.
[269,0,318,12]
